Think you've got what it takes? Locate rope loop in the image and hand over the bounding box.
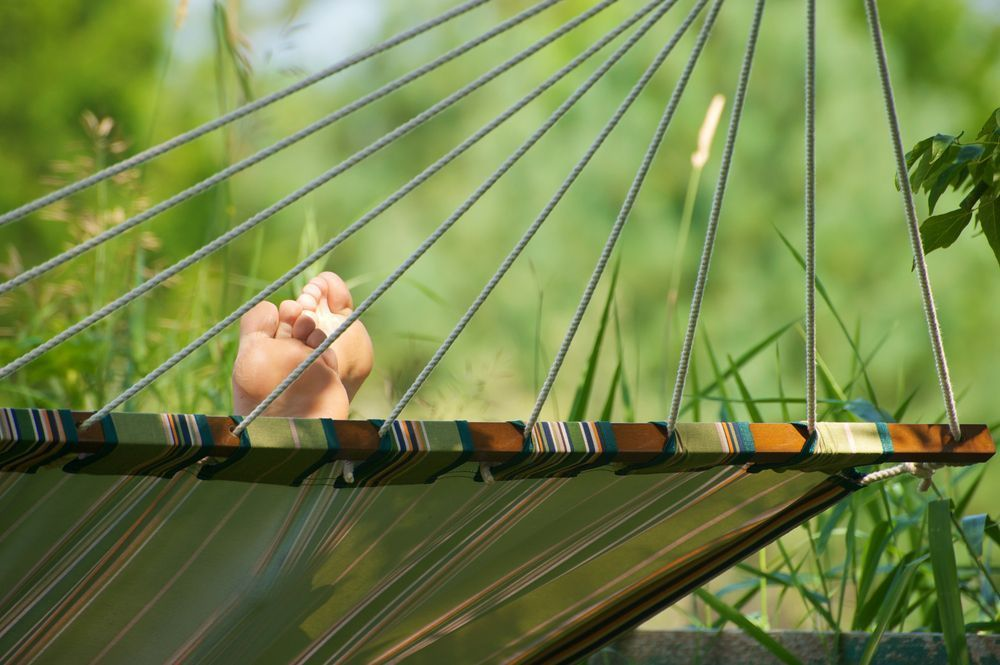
[859,461,944,491]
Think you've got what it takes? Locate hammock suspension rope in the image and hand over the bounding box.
[0,0,967,487]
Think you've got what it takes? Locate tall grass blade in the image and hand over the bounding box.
[774,226,879,405]
[928,499,971,665]
[568,261,620,421]
[858,555,926,665]
[854,521,893,630]
[678,320,797,418]
[702,331,732,421]
[775,344,791,421]
[599,362,621,421]
[693,589,803,665]
[728,354,763,422]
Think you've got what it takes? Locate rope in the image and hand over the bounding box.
[3,0,622,384]
[231,0,671,437]
[381,0,718,436]
[863,0,961,441]
[524,0,725,435]
[79,0,667,431]
[0,0,493,229]
[666,0,765,431]
[0,0,563,295]
[804,0,817,433]
[858,461,941,492]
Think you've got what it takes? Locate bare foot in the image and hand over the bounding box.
[232,272,373,418]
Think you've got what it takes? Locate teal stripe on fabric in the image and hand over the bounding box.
[198,416,250,480]
[733,421,755,462]
[292,418,341,486]
[63,414,118,473]
[195,414,214,447]
[562,421,618,476]
[25,409,79,472]
[348,419,394,487]
[488,420,532,480]
[58,410,78,444]
[617,422,675,475]
[425,420,475,484]
[876,422,893,462]
[160,415,215,478]
[596,420,618,457]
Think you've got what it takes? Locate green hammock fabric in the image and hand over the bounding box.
[0,409,993,663]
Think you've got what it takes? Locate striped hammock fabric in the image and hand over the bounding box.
[0,409,993,663]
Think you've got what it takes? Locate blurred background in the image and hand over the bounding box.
[0,0,998,632]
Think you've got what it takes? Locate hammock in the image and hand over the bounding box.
[0,0,994,662]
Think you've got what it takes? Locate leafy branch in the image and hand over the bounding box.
[905,107,1000,266]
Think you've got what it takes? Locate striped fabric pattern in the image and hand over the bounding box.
[0,464,854,664]
[0,409,908,486]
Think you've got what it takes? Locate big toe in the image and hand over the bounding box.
[239,301,279,340]
[317,271,354,315]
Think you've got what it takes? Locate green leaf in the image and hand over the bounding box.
[954,143,985,164]
[816,500,850,555]
[858,556,926,665]
[678,319,798,418]
[693,589,804,665]
[892,387,920,422]
[954,465,986,516]
[928,162,961,213]
[774,227,879,404]
[960,514,987,558]
[928,500,971,665]
[854,521,893,629]
[854,552,918,630]
[920,209,973,254]
[966,621,1000,633]
[978,193,1000,268]
[728,355,763,422]
[844,399,894,423]
[931,133,958,161]
[568,261,620,420]
[906,136,932,170]
[977,108,1000,139]
[598,363,621,421]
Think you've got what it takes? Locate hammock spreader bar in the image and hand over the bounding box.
[1,409,992,487]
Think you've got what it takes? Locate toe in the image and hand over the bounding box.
[292,310,318,342]
[305,327,328,349]
[239,301,279,340]
[297,284,319,311]
[318,271,354,314]
[277,300,302,339]
[304,327,340,371]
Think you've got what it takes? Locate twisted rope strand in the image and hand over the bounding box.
[382,0,720,437]
[79,0,667,431]
[804,0,817,433]
[3,0,621,383]
[863,0,960,441]
[0,0,494,228]
[230,2,696,435]
[0,0,564,295]
[666,0,765,431]
[525,0,726,435]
